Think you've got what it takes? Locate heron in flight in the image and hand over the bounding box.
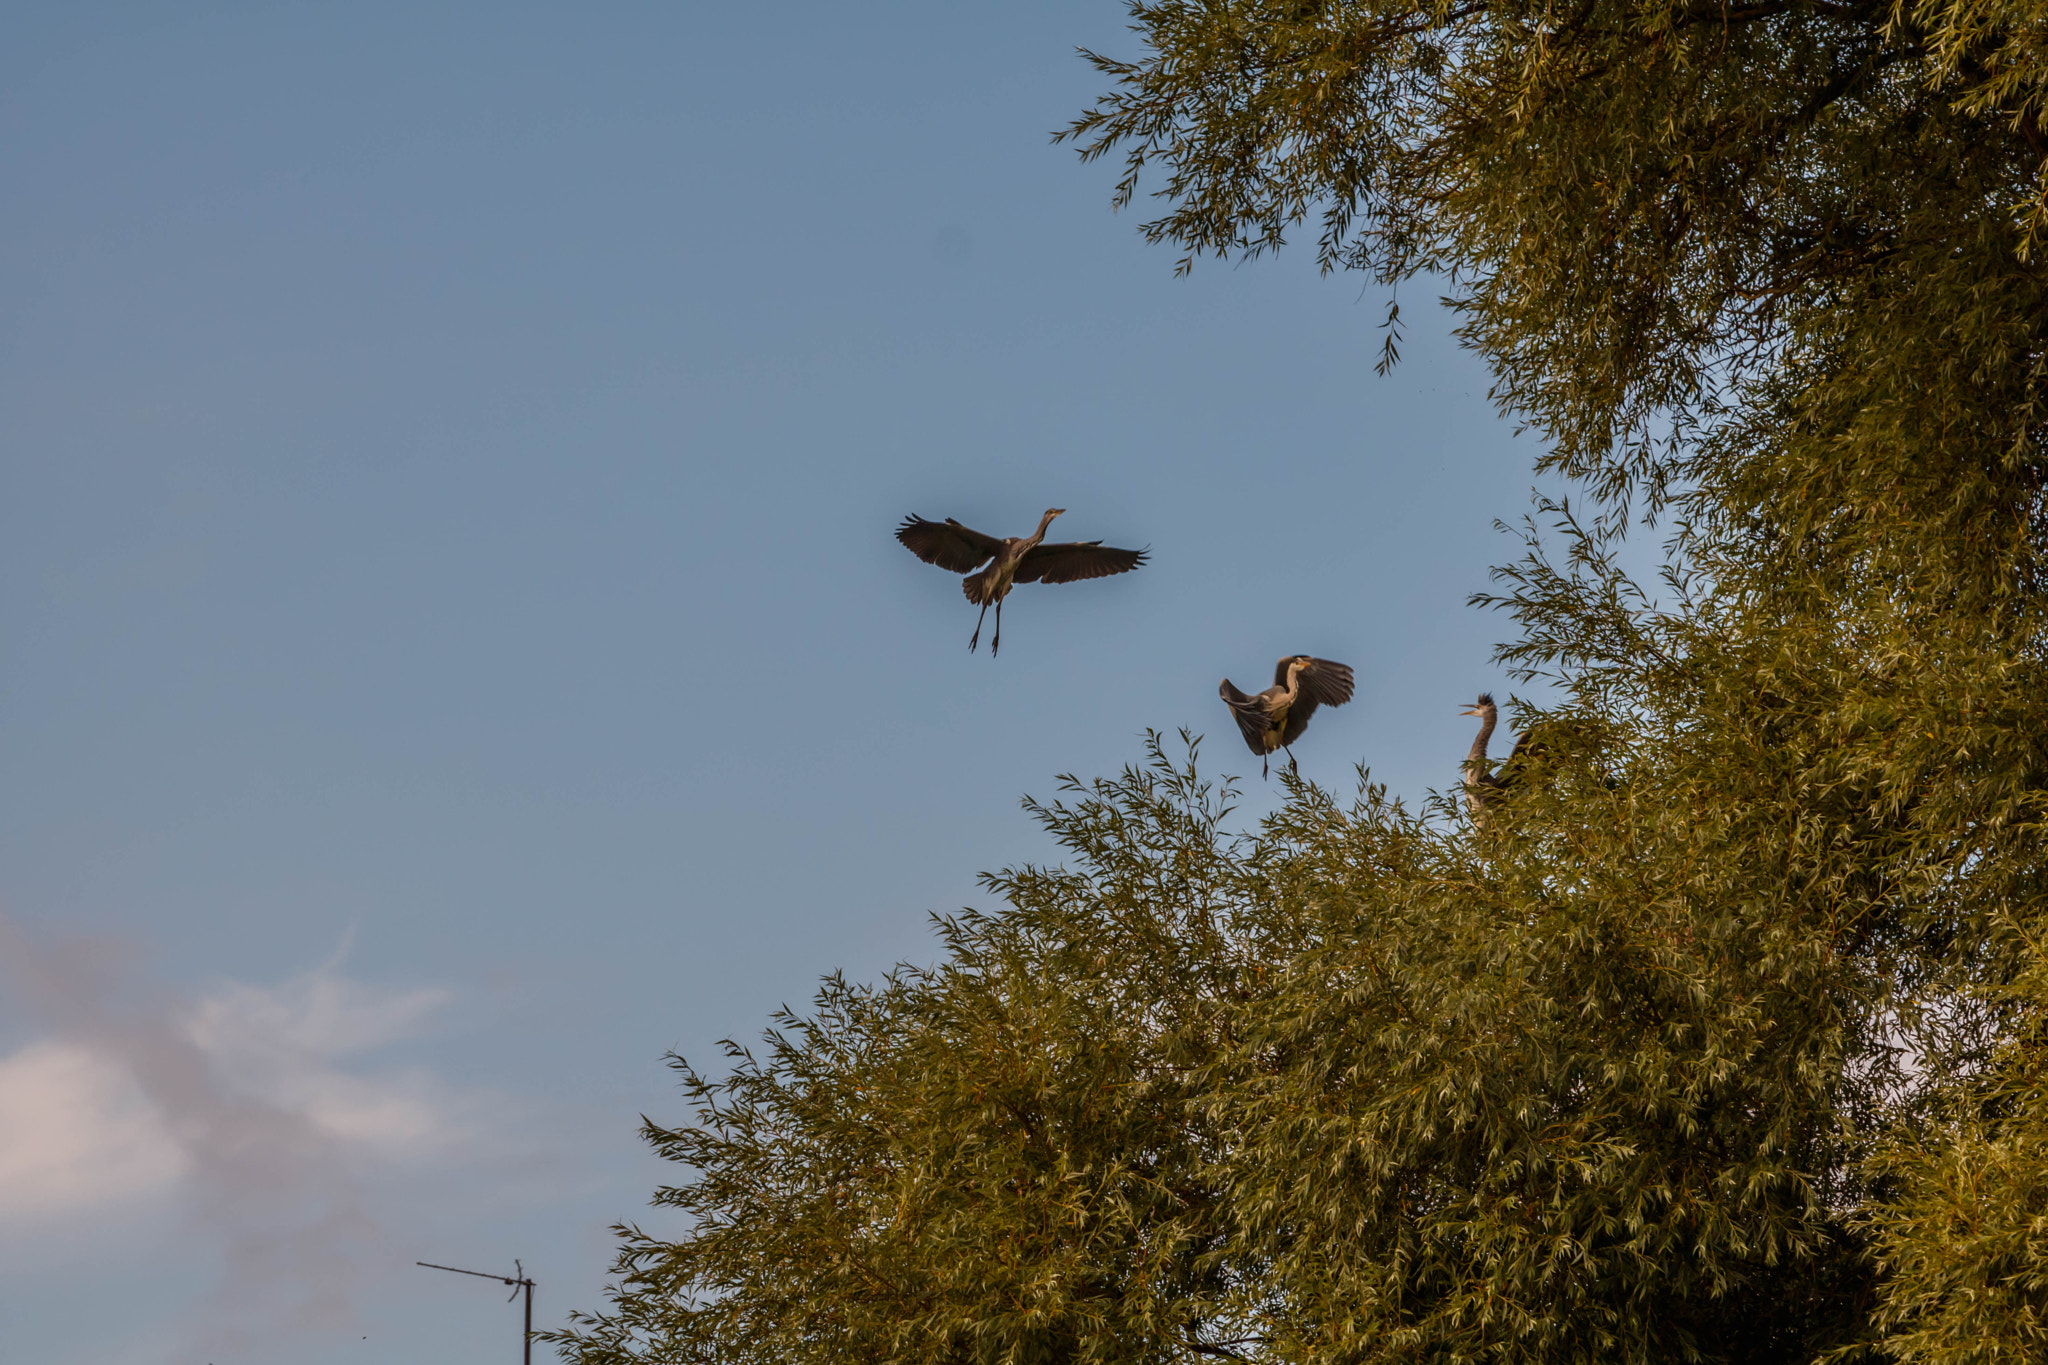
[1460,693,1549,816]
[895,509,1147,655]
[1219,655,1355,777]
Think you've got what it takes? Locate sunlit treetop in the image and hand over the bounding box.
[1064,0,2048,511]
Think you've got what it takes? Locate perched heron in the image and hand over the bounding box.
[1460,693,1548,815]
[895,509,1147,656]
[1219,655,1355,777]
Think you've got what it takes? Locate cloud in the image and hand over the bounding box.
[185,969,461,1154]
[0,951,465,1223]
[0,911,489,1358]
[0,1039,187,1220]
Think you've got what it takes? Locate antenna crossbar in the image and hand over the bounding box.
[418,1259,536,1363]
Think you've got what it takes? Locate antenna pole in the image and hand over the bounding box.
[417,1259,536,1364]
[520,1259,533,1365]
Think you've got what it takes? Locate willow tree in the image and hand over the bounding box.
[547,744,1274,1364]
[554,1,2048,1361]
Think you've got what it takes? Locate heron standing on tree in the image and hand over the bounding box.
[895,509,1147,655]
[1219,655,1355,777]
[1460,692,1550,816]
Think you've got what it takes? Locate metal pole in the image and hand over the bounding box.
[417,1259,535,1364]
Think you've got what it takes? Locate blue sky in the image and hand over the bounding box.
[0,5,1550,1361]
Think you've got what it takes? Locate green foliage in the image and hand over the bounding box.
[554,0,2048,1360]
[549,744,1262,1364]
[1863,954,2048,1363]
[551,713,1891,1363]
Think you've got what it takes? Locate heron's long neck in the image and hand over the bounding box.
[1026,511,1059,547]
[1278,664,1307,706]
[1462,707,1499,815]
[1465,710,1497,772]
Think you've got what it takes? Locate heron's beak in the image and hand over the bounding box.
[1459,705,1481,716]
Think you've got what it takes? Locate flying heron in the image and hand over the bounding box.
[1219,655,1355,777]
[895,509,1147,656]
[1460,692,1549,816]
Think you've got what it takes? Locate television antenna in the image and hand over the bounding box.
[417,1258,535,1364]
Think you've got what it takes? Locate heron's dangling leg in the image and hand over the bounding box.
[990,597,1005,657]
[968,599,991,653]
[1261,753,1270,780]
[1287,748,1300,775]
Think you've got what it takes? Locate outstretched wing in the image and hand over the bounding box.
[896,516,1002,573]
[1298,658,1355,708]
[1218,680,1275,755]
[1013,541,1148,584]
[1276,658,1354,747]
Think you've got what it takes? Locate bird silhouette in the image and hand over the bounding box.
[1219,655,1355,777]
[896,509,1147,655]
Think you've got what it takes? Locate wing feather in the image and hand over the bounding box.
[1299,658,1355,708]
[1013,541,1148,584]
[1278,695,1321,747]
[1218,680,1276,754]
[896,516,1001,573]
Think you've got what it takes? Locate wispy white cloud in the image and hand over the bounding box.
[0,911,498,1358]
[0,953,467,1225]
[185,969,463,1154]
[0,1039,187,1220]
